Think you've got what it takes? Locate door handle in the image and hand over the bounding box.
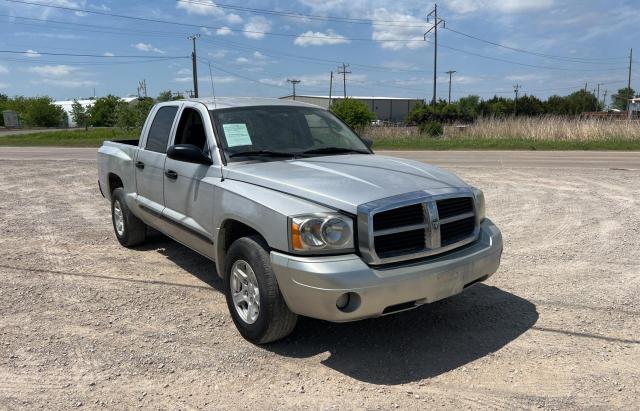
[135,161,145,170]
[165,170,178,180]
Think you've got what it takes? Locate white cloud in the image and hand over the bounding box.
[226,13,243,24]
[132,42,166,54]
[243,16,270,40]
[176,68,191,75]
[176,0,224,16]
[0,83,8,89]
[201,27,213,36]
[0,64,9,75]
[253,51,266,60]
[216,27,233,36]
[235,57,250,64]
[30,78,98,88]
[24,49,41,58]
[28,65,78,77]
[294,30,350,47]
[103,52,115,57]
[208,50,227,59]
[370,9,427,51]
[447,0,554,14]
[174,76,193,83]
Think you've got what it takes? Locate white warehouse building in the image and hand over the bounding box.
[280,95,423,124]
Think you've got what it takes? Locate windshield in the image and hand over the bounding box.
[210,106,370,160]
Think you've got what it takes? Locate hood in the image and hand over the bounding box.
[223,154,468,214]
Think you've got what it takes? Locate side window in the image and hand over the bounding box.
[174,108,208,154]
[145,106,178,153]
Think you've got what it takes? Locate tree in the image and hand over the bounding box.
[458,95,480,118]
[330,98,376,130]
[157,90,173,102]
[89,95,121,127]
[116,97,154,130]
[22,97,65,127]
[71,100,91,130]
[611,87,635,111]
[564,90,599,114]
[516,95,545,116]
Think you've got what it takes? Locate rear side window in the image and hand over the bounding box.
[145,106,178,153]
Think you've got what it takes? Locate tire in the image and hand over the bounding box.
[111,187,146,247]
[224,235,297,344]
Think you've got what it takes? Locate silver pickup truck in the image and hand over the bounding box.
[97,97,502,343]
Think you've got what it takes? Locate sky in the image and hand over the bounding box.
[0,0,638,103]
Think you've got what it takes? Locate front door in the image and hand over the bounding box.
[162,106,221,258]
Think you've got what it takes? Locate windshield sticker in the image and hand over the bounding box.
[223,123,252,147]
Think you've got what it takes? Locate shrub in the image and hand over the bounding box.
[330,98,376,130]
[89,95,121,127]
[419,121,443,137]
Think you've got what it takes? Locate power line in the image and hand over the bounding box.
[424,4,445,105]
[443,27,628,63]
[1,0,424,42]
[0,49,188,59]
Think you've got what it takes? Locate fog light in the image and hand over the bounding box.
[336,293,350,309]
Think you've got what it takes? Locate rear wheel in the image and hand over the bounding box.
[224,235,297,344]
[111,188,146,247]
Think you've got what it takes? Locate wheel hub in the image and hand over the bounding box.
[230,260,260,324]
[113,200,125,236]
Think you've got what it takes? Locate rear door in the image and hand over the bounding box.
[162,103,222,258]
[134,104,180,221]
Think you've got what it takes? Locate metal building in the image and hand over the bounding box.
[279,95,423,124]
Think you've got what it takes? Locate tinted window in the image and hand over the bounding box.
[175,108,208,153]
[211,106,368,160]
[145,106,178,153]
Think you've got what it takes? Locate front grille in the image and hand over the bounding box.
[374,229,425,257]
[437,197,473,219]
[440,216,475,246]
[363,193,479,264]
[373,203,424,231]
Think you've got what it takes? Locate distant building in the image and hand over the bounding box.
[2,110,21,128]
[629,97,640,119]
[280,95,423,124]
[54,96,138,127]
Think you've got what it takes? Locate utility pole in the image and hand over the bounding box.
[603,89,608,109]
[338,63,351,98]
[287,78,301,100]
[137,80,147,98]
[329,71,333,106]
[627,48,633,111]
[425,4,446,106]
[445,70,456,104]
[513,84,521,115]
[597,83,600,101]
[584,82,588,93]
[208,61,216,102]
[188,34,201,98]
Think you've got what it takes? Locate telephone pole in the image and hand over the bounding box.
[188,34,201,98]
[513,84,521,115]
[338,63,351,98]
[445,70,456,104]
[603,89,608,109]
[597,83,600,101]
[287,78,301,100]
[627,48,633,111]
[329,71,333,106]
[425,4,446,106]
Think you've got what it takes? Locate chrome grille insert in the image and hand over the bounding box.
[357,190,480,265]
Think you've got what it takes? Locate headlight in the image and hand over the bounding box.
[290,214,354,252]
[471,187,486,222]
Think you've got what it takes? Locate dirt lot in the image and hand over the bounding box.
[0,155,638,409]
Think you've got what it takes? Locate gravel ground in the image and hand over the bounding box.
[0,158,638,410]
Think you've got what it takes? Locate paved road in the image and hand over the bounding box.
[0,146,638,169]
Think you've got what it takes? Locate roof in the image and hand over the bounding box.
[280,95,423,101]
[187,97,322,110]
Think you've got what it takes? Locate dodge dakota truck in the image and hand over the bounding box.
[97,98,502,344]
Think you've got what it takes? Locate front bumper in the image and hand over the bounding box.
[270,219,502,322]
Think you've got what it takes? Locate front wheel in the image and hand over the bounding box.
[224,235,297,344]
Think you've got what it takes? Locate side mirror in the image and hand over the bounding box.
[167,144,212,165]
[362,137,374,150]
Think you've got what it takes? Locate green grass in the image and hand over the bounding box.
[2,129,639,150]
[0,128,139,147]
[372,136,640,151]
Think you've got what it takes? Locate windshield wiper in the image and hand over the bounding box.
[299,147,370,156]
[229,150,296,159]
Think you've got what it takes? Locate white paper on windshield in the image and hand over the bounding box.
[223,123,252,147]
